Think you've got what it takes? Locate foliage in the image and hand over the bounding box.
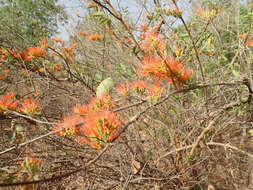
[0,0,67,48]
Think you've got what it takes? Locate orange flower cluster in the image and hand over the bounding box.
[79,111,122,148]
[20,98,42,116]
[146,82,163,102]
[27,46,47,58]
[53,94,121,149]
[0,92,18,114]
[73,94,113,114]
[0,68,11,80]
[141,30,166,53]
[0,92,42,116]
[140,24,149,32]
[40,38,49,48]
[116,83,130,96]
[54,115,84,137]
[239,33,253,47]
[66,43,78,52]
[197,6,221,20]
[78,31,88,36]
[116,80,164,102]
[139,56,191,85]
[64,43,78,60]
[52,62,62,71]
[131,80,147,94]
[139,25,193,87]
[52,37,63,43]
[0,49,21,60]
[88,34,102,41]
[0,39,48,62]
[20,148,42,181]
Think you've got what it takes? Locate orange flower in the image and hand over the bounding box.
[79,111,121,148]
[73,104,91,116]
[139,56,192,85]
[106,64,113,69]
[131,80,147,94]
[116,83,130,96]
[40,38,49,48]
[52,62,62,71]
[53,115,84,136]
[20,98,42,116]
[27,47,47,58]
[19,51,31,61]
[66,43,78,52]
[52,37,63,43]
[89,94,113,112]
[3,69,11,74]
[197,6,221,20]
[78,31,87,36]
[146,82,163,102]
[141,30,165,53]
[239,33,248,41]
[39,68,45,73]
[0,75,6,80]
[0,92,18,113]
[20,147,42,181]
[246,39,253,47]
[8,49,21,60]
[33,90,40,97]
[88,34,102,41]
[20,69,30,76]
[140,24,148,32]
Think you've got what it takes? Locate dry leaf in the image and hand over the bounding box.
[133,160,141,174]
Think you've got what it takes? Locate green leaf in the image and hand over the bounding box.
[249,129,253,136]
[91,12,105,17]
[96,77,114,98]
[232,69,240,78]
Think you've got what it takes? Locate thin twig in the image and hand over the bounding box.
[155,141,253,165]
